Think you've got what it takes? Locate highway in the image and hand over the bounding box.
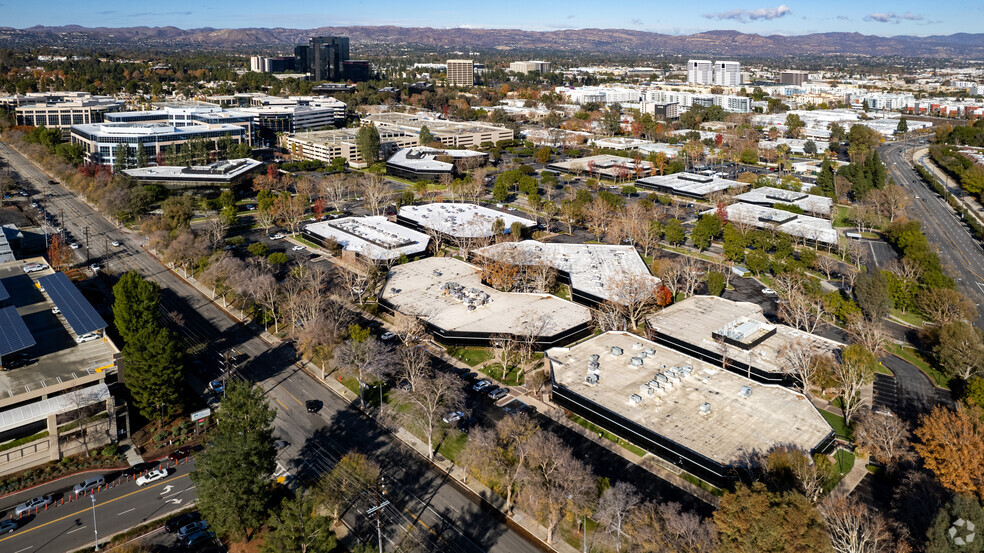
[0,460,198,553]
[880,140,984,328]
[0,141,545,553]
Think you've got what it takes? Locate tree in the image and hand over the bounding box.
[925,494,984,553]
[161,195,194,231]
[603,103,622,135]
[690,214,722,251]
[817,495,893,553]
[896,118,908,135]
[355,123,381,166]
[803,140,818,156]
[833,344,878,425]
[916,287,977,325]
[262,490,337,553]
[816,158,836,198]
[122,325,184,424]
[706,271,725,296]
[397,344,431,391]
[461,414,539,513]
[268,251,290,267]
[853,270,890,322]
[596,482,641,553]
[663,218,686,245]
[47,234,74,271]
[780,341,826,395]
[113,143,130,173]
[333,328,395,407]
[360,173,390,216]
[112,271,161,342]
[418,125,434,146]
[316,452,380,525]
[525,432,594,545]
[391,370,465,460]
[714,482,833,553]
[607,274,660,329]
[853,408,913,469]
[934,321,984,381]
[914,405,984,500]
[191,381,277,541]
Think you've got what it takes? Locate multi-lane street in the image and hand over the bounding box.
[0,141,546,553]
[880,140,984,327]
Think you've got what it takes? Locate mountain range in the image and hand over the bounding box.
[2,25,984,58]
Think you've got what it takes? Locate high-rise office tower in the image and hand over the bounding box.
[295,36,350,81]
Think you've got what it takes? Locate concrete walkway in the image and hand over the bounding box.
[830,452,870,498]
[119,438,144,466]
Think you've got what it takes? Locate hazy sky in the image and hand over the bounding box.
[4,0,982,36]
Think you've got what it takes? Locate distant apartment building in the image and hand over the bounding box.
[294,36,350,81]
[640,101,680,120]
[687,60,741,86]
[780,70,811,86]
[509,61,551,74]
[554,86,642,104]
[446,59,475,87]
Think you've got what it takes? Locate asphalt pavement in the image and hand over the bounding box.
[0,141,545,553]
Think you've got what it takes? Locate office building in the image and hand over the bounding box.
[547,331,834,486]
[780,70,811,86]
[283,127,417,168]
[547,154,654,180]
[714,61,742,86]
[446,59,475,87]
[342,60,372,83]
[13,95,124,136]
[249,56,297,73]
[732,186,833,217]
[122,159,262,191]
[640,101,680,120]
[636,173,747,199]
[706,202,838,247]
[379,257,592,348]
[294,36,350,82]
[509,61,551,74]
[687,60,714,84]
[105,104,255,145]
[70,121,247,167]
[303,216,429,264]
[364,112,513,148]
[385,147,487,180]
[397,203,535,242]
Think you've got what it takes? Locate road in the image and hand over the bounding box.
[0,141,545,553]
[0,460,198,553]
[880,140,984,327]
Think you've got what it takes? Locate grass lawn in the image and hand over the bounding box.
[885,344,950,389]
[833,449,855,475]
[552,283,572,301]
[445,346,493,367]
[481,363,525,386]
[339,375,361,397]
[567,413,648,458]
[293,235,320,249]
[888,308,925,327]
[437,431,469,461]
[819,409,853,441]
[680,471,725,497]
[833,205,853,228]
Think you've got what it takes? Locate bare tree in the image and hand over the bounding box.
[651,257,684,299]
[595,301,630,332]
[361,173,391,216]
[392,311,426,345]
[273,193,309,236]
[847,239,868,269]
[490,334,515,380]
[679,256,704,299]
[853,408,914,469]
[585,197,613,242]
[316,452,380,525]
[607,274,660,329]
[338,267,379,306]
[847,315,887,358]
[819,495,893,553]
[323,173,349,211]
[63,387,106,458]
[525,433,595,545]
[333,335,395,407]
[391,370,465,460]
[774,273,825,334]
[831,351,876,426]
[885,258,922,283]
[814,254,839,280]
[200,217,229,250]
[398,345,432,392]
[461,414,540,513]
[596,482,641,553]
[779,340,825,395]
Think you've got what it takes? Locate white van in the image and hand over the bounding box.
[73,475,106,496]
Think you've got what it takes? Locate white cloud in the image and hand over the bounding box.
[864,12,925,23]
[703,4,792,23]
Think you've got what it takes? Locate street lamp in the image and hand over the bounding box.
[91,494,99,551]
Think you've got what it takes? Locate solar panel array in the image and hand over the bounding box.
[0,278,9,304]
[37,272,107,336]
[0,305,35,356]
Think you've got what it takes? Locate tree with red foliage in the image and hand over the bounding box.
[716,201,729,224]
[587,160,596,178]
[655,285,673,308]
[48,234,74,271]
[155,150,166,166]
[312,198,327,220]
[715,133,724,148]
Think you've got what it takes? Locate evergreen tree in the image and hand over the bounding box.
[897,117,908,135]
[816,158,836,198]
[122,325,184,423]
[925,494,984,553]
[261,490,337,553]
[136,145,149,168]
[191,381,277,541]
[418,125,434,146]
[112,271,161,343]
[356,123,381,166]
[112,143,130,173]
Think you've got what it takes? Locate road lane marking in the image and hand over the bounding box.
[66,525,87,534]
[0,474,190,544]
[285,390,303,405]
[117,508,135,515]
[275,398,290,411]
[13,546,33,553]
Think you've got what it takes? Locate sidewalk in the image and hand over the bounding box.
[830,452,870,498]
[913,148,984,231]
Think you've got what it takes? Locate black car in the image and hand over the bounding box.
[0,519,18,534]
[122,462,155,477]
[165,512,201,533]
[305,400,322,413]
[457,416,478,433]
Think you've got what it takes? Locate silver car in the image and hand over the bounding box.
[15,495,52,516]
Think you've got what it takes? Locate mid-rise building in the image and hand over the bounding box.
[249,56,297,73]
[70,121,247,167]
[446,59,475,87]
[12,95,124,136]
[282,127,418,168]
[780,70,811,86]
[105,104,255,144]
[639,101,680,120]
[509,61,551,74]
[364,112,513,148]
[294,36,350,81]
[122,158,262,190]
[714,61,742,86]
[687,60,714,84]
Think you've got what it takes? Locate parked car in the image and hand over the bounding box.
[305,400,322,413]
[209,379,224,394]
[70,242,80,249]
[291,245,305,251]
[183,530,216,548]
[73,475,106,496]
[111,241,121,247]
[165,512,201,533]
[23,263,47,273]
[761,287,776,295]
[90,264,101,272]
[380,332,396,341]
[76,333,101,343]
[136,469,168,486]
[274,440,289,450]
[457,416,478,432]
[442,411,464,424]
[270,233,286,240]
[123,462,155,477]
[168,446,195,462]
[15,495,52,516]
[177,520,209,539]
[487,387,509,401]
[471,379,491,392]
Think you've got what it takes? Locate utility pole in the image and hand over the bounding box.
[366,477,389,553]
[84,226,90,263]
[91,494,99,550]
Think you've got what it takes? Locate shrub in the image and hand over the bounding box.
[100,444,120,457]
[247,242,268,257]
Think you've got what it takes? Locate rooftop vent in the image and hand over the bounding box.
[629,394,643,405]
[699,402,711,415]
[585,374,599,385]
[589,354,600,363]
[655,373,668,383]
[630,357,644,367]
[611,346,623,357]
[738,386,753,399]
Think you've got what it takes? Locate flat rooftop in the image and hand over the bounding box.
[636,172,747,197]
[305,216,429,261]
[289,127,413,144]
[733,186,833,216]
[381,257,591,337]
[398,203,535,238]
[387,147,486,172]
[646,295,842,376]
[547,154,653,177]
[124,159,261,181]
[548,332,833,465]
[0,260,116,404]
[366,112,510,136]
[72,122,243,138]
[709,202,838,246]
[474,240,659,304]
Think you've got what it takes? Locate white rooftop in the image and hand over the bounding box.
[387,147,486,172]
[709,202,838,246]
[398,203,535,238]
[73,121,243,137]
[305,216,429,261]
[646,296,842,377]
[0,383,109,433]
[732,186,833,216]
[381,257,591,336]
[548,154,654,178]
[636,172,747,198]
[123,158,261,180]
[548,332,833,465]
[475,240,659,304]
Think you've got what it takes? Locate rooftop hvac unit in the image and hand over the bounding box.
[629,394,643,404]
[588,361,600,371]
[611,346,624,356]
[699,402,711,415]
[585,374,599,385]
[738,386,753,399]
[640,384,653,395]
[638,351,648,358]
[630,357,644,367]
[632,342,644,350]
[655,373,668,383]
[645,348,656,356]
[589,354,600,363]
[679,365,693,376]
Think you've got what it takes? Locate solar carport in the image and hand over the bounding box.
[0,305,36,361]
[37,272,107,338]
